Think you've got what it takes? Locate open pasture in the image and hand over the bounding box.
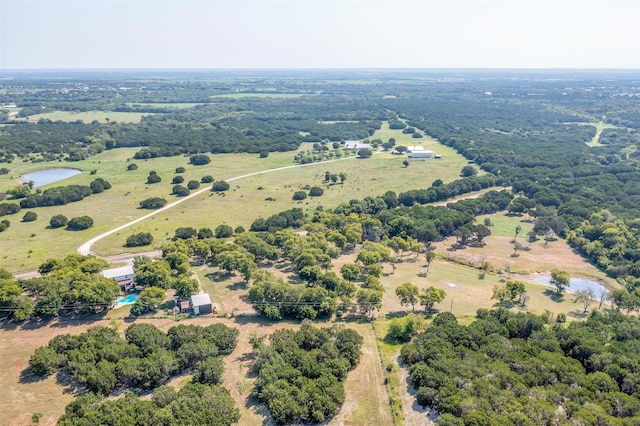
[210,93,306,99]
[17,110,150,123]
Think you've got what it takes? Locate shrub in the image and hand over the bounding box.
[215,224,233,238]
[172,175,184,184]
[22,211,38,222]
[187,180,200,190]
[309,186,324,197]
[172,185,190,197]
[147,173,161,184]
[211,181,230,192]
[0,219,9,232]
[127,163,138,171]
[90,178,111,193]
[259,151,269,158]
[140,197,167,209]
[49,214,68,228]
[292,191,307,201]
[198,227,214,239]
[126,232,154,247]
[174,227,197,240]
[201,175,214,183]
[175,166,185,173]
[66,216,94,230]
[190,154,211,165]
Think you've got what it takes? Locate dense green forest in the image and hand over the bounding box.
[251,324,363,424]
[402,309,640,425]
[31,323,240,425]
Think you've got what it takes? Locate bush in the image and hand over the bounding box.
[259,151,269,158]
[126,232,154,247]
[140,197,167,209]
[172,175,184,184]
[90,178,111,193]
[174,227,197,240]
[22,211,38,222]
[211,181,230,192]
[309,186,324,197]
[66,216,94,230]
[215,224,233,238]
[190,154,211,165]
[198,227,214,239]
[147,173,161,184]
[172,185,190,197]
[187,180,200,190]
[175,166,185,173]
[292,191,307,201]
[49,214,68,228]
[127,163,138,170]
[201,175,214,183]
[0,219,9,232]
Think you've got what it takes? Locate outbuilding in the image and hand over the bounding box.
[409,150,433,158]
[102,265,135,292]
[343,140,371,150]
[190,293,213,315]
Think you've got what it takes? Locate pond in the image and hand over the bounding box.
[533,276,608,295]
[21,168,82,188]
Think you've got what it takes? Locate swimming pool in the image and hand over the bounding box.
[114,294,139,307]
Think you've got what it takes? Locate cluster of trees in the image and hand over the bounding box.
[126,232,154,247]
[0,255,119,320]
[251,324,363,424]
[30,323,240,425]
[402,309,640,424]
[0,202,20,217]
[18,178,111,208]
[57,383,239,426]
[293,186,324,200]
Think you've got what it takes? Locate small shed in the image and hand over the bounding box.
[102,265,135,292]
[191,293,212,315]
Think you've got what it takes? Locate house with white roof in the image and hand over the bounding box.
[102,265,134,292]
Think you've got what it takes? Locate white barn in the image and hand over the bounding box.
[191,293,213,315]
[343,140,371,150]
[409,149,433,158]
[102,265,134,292]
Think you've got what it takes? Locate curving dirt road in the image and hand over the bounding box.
[77,156,359,257]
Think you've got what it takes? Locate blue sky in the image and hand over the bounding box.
[1,0,638,69]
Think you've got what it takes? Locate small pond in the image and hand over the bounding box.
[533,276,608,295]
[22,168,82,188]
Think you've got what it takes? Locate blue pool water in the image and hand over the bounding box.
[22,168,82,188]
[115,294,139,305]
[533,276,608,295]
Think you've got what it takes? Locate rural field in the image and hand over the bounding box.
[0,214,615,426]
[16,110,150,123]
[0,123,468,273]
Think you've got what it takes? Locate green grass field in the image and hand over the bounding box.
[125,102,205,109]
[0,127,469,273]
[210,93,306,99]
[17,110,150,123]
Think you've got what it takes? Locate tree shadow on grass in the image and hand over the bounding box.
[544,288,565,303]
[568,310,588,319]
[227,281,248,291]
[206,271,233,282]
[19,367,47,384]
